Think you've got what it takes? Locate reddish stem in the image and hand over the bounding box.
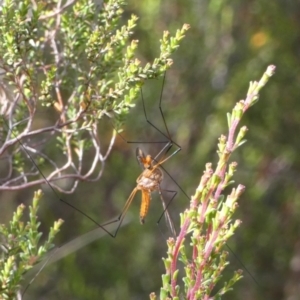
[171,217,190,296]
[227,118,239,151]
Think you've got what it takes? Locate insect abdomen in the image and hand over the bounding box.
[140,190,151,224]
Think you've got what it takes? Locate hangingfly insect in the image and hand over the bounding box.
[136,147,177,236]
[97,71,189,237]
[100,146,178,237]
[136,147,165,224]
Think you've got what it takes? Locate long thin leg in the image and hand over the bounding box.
[22,248,59,297]
[139,72,181,148]
[158,186,177,237]
[100,187,139,237]
[117,72,181,166]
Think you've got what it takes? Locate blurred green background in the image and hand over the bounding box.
[3,0,300,299]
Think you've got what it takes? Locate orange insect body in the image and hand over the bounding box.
[136,164,163,224]
[139,190,150,224]
[110,146,177,237]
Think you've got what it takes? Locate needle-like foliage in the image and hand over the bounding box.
[0,190,63,299]
[0,0,189,193]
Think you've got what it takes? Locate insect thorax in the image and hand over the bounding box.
[137,167,163,191]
